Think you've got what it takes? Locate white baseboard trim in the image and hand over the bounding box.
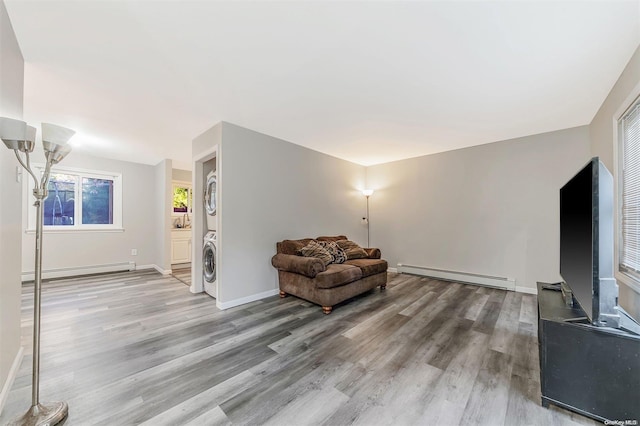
[158,266,172,276]
[516,286,538,295]
[136,264,172,276]
[22,262,135,282]
[387,267,398,273]
[398,263,516,291]
[216,288,280,310]
[0,346,24,416]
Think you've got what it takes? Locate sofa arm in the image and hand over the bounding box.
[271,253,326,278]
[364,248,381,259]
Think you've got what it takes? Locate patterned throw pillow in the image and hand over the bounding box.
[319,241,347,264]
[335,240,368,260]
[298,240,333,266]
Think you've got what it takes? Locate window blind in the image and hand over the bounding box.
[620,97,640,279]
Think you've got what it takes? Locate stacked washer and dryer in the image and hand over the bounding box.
[203,170,217,297]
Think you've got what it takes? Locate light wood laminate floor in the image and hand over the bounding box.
[0,271,597,426]
[172,267,192,286]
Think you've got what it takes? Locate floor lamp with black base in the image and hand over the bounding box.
[0,117,74,426]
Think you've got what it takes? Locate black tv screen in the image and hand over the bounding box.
[560,157,615,324]
[560,160,594,320]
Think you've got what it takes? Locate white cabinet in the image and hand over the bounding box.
[171,229,192,264]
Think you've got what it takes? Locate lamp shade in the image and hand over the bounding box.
[0,117,26,141]
[0,117,36,151]
[362,189,374,197]
[49,145,72,164]
[42,123,75,153]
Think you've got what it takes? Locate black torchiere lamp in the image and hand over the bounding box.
[0,117,74,426]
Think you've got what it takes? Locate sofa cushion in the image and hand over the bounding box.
[315,264,363,289]
[343,258,388,278]
[336,240,368,260]
[319,241,347,264]
[278,238,313,255]
[299,240,333,266]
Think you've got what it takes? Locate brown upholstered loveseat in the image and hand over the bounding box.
[271,235,388,314]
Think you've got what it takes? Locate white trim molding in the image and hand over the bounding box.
[617,273,640,295]
[24,163,123,232]
[387,267,398,273]
[516,286,538,295]
[397,263,516,291]
[216,288,280,310]
[612,82,640,299]
[25,228,125,234]
[22,262,135,281]
[0,346,24,415]
[191,142,219,296]
[136,264,172,276]
[193,145,218,163]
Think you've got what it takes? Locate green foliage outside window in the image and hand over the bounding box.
[173,187,189,212]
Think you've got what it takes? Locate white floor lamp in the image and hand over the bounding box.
[362,189,374,247]
[1,117,74,426]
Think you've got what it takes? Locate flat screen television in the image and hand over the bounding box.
[559,157,639,334]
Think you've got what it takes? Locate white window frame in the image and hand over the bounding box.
[26,164,123,232]
[171,180,192,217]
[614,85,640,293]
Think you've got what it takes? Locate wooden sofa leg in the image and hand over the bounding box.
[322,306,333,315]
[279,291,287,298]
[380,284,387,290]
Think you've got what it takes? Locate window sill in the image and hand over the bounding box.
[616,271,640,295]
[25,228,125,234]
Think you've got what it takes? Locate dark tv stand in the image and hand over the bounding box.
[537,282,640,423]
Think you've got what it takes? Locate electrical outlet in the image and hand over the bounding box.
[131,249,138,256]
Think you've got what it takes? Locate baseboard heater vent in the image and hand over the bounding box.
[22,262,136,282]
[397,263,516,291]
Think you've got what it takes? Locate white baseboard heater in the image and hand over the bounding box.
[397,263,516,291]
[22,262,136,282]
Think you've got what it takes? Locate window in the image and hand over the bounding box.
[27,166,122,231]
[172,181,192,215]
[619,96,640,282]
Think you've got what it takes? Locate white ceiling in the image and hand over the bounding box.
[4,1,640,170]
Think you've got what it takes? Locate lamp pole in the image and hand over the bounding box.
[366,195,370,248]
[362,189,374,247]
[1,118,74,426]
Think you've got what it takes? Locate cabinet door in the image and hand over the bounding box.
[171,239,191,264]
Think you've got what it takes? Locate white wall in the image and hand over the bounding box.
[215,122,366,306]
[172,168,191,182]
[0,0,24,401]
[21,152,162,275]
[590,44,640,319]
[367,126,591,292]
